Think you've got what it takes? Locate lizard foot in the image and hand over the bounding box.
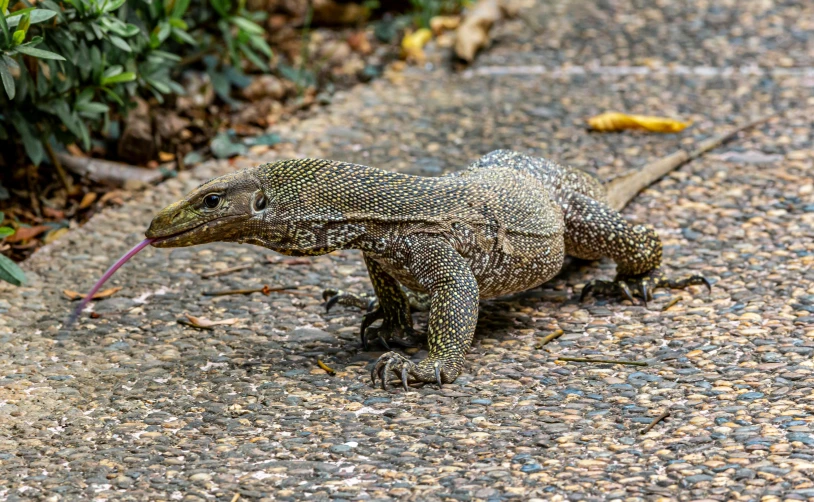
[580,269,711,308]
[323,289,377,313]
[371,352,458,390]
[359,308,423,351]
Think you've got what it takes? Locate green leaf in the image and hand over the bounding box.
[76,101,109,114]
[101,71,135,85]
[10,113,44,165]
[0,253,26,286]
[6,9,57,29]
[170,26,196,46]
[210,131,247,159]
[239,44,267,71]
[17,12,31,34]
[108,35,132,52]
[168,17,187,30]
[0,10,9,44]
[171,0,191,18]
[102,0,126,12]
[102,65,123,79]
[230,16,264,35]
[0,58,14,100]
[248,33,273,57]
[0,0,9,15]
[15,45,66,60]
[209,0,230,18]
[12,29,25,45]
[145,75,170,94]
[0,227,13,238]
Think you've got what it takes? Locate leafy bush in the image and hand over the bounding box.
[0,0,270,167]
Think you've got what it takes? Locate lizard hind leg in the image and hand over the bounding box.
[562,191,710,307]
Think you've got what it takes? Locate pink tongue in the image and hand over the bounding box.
[68,237,157,327]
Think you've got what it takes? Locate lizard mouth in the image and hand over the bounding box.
[147,214,245,248]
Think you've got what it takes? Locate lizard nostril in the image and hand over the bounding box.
[171,211,182,222]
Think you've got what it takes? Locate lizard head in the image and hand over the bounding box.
[146,169,265,248]
[145,160,367,255]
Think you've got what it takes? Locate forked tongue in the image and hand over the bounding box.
[67,238,157,327]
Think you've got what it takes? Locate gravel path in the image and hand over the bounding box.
[2,1,813,500]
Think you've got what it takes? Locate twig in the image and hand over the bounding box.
[606,112,779,211]
[662,296,681,311]
[26,165,42,217]
[43,141,73,193]
[317,359,336,376]
[230,494,241,502]
[641,409,671,435]
[202,285,305,297]
[201,264,254,278]
[557,357,648,366]
[177,319,213,330]
[536,329,563,348]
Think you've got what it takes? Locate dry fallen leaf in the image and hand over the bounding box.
[430,15,460,35]
[183,313,238,329]
[43,227,69,244]
[587,112,691,133]
[63,286,122,301]
[401,28,432,62]
[454,0,502,62]
[79,192,98,209]
[347,31,371,54]
[5,225,51,243]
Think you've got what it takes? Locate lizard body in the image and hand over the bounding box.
[147,150,708,388]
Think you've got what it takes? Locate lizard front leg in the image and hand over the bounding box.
[372,237,479,390]
[562,192,709,306]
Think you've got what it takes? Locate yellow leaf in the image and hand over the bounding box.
[401,28,432,62]
[63,286,122,301]
[587,112,691,133]
[43,227,69,244]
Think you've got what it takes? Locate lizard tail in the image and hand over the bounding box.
[604,113,777,212]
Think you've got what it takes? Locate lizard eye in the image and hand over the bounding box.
[252,192,267,212]
[203,193,222,209]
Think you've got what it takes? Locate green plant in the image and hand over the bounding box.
[0,211,25,286]
[0,0,271,167]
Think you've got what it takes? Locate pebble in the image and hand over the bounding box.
[3,2,812,500]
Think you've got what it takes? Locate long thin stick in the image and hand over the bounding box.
[641,409,671,434]
[557,357,648,366]
[606,113,778,211]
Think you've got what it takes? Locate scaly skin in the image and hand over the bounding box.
[146,152,708,389]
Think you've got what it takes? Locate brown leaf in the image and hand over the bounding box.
[63,286,122,301]
[5,225,50,243]
[99,190,126,205]
[42,206,65,219]
[587,112,691,133]
[430,15,460,35]
[347,32,372,54]
[454,0,502,62]
[79,192,98,209]
[183,313,238,328]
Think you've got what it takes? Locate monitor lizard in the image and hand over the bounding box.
[94,117,769,391]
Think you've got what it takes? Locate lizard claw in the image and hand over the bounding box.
[371,352,460,391]
[580,269,712,308]
[322,289,377,312]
